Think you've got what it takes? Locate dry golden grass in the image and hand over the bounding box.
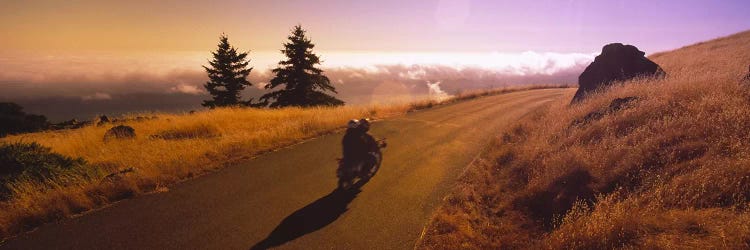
[0,84,566,240]
[0,104,405,238]
[418,30,750,249]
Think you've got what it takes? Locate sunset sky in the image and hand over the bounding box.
[1,0,749,120]
[2,0,749,53]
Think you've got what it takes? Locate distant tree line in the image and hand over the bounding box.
[0,102,49,137]
[203,25,343,109]
[0,103,115,137]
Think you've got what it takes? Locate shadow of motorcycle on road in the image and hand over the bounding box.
[249,187,362,250]
[250,139,386,249]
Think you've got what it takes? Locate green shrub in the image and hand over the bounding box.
[0,142,86,199]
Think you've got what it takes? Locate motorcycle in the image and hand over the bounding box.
[337,138,387,190]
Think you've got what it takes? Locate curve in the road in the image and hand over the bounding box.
[1,88,574,250]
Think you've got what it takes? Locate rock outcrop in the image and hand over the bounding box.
[572,43,665,103]
[97,115,110,126]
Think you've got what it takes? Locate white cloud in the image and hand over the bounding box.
[427,81,450,101]
[317,51,595,75]
[0,50,593,100]
[399,68,427,80]
[81,92,112,101]
[170,84,203,95]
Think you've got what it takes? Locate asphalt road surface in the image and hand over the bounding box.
[1,88,573,250]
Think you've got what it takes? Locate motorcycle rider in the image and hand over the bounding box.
[357,118,378,159]
[342,119,362,164]
[341,118,378,172]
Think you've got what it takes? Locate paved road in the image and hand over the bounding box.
[1,88,573,250]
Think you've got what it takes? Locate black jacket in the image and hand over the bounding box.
[342,128,376,163]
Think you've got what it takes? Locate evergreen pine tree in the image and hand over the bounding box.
[259,25,344,107]
[202,34,254,108]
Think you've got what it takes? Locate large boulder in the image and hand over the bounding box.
[96,115,110,126]
[572,43,665,103]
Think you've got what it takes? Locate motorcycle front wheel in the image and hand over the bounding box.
[363,151,383,179]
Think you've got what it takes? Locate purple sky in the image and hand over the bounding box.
[266,0,750,53]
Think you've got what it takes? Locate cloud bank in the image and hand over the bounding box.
[0,51,593,121]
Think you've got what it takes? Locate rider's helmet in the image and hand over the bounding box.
[358,118,370,132]
[347,119,360,129]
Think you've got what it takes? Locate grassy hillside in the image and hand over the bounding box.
[0,106,394,238]
[0,84,566,240]
[418,30,750,249]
